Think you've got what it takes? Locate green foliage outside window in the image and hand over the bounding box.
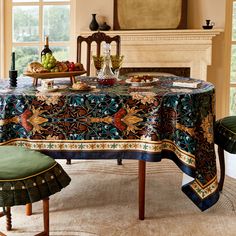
[43,6,70,42]
[12,4,70,76]
[14,47,39,76]
[230,87,236,115]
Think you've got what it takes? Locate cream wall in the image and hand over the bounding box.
[188,0,227,118]
[75,0,227,118]
[187,0,225,28]
[75,0,113,33]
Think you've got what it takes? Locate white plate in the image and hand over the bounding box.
[172,81,201,88]
[69,85,96,91]
[125,77,159,87]
[37,85,59,92]
[57,85,68,90]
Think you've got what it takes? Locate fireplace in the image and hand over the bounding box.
[81,29,222,81]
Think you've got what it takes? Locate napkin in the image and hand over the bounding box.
[0,88,13,93]
[172,81,201,88]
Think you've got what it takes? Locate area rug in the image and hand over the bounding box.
[1,159,236,236]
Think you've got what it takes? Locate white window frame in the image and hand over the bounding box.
[3,0,76,78]
[0,0,4,78]
[225,0,236,115]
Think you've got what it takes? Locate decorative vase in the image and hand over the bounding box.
[99,22,111,31]
[89,14,99,31]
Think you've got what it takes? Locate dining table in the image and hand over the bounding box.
[0,75,219,220]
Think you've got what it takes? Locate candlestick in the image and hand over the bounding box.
[11,52,15,71]
[9,70,17,87]
[9,52,17,87]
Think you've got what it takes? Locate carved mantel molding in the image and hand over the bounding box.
[81,29,223,81]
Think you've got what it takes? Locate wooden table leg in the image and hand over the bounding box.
[139,160,146,220]
[70,76,76,84]
[66,158,71,165]
[33,78,38,86]
[117,158,122,165]
[218,146,225,192]
[26,203,32,216]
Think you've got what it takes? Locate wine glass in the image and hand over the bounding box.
[110,55,124,80]
[92,55,104,75]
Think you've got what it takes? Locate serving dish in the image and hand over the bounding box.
[37,85,59,93]
[24,70,86,79]
[69,85,96,92]
[125,77,159,87]
[24,70,87,86]
[36,84,68,93]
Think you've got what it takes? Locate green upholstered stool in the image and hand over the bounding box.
[0,146,71,236]
[214,116,236,191]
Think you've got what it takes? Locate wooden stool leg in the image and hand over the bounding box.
[43,198,49,235]
[35,198,49,236]
[26,203,32,216]
[139,160,146,220]
[6,207,12,231]
[218,146,225,192]
[0,208,10,235]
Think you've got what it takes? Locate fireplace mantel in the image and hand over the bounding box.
[81,29,223,81]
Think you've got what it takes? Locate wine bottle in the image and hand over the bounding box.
[41,36,52,60]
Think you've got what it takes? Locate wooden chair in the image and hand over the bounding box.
[65,32,122,166]
[0,146,71,236]
[77,31,121,76]
[214,116,236,191]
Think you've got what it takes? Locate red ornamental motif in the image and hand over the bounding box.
[113,108,127,131]
[20,109,33,132]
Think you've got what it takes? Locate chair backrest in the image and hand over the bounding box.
[77,31,121,76]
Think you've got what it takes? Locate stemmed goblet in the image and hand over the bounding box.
[92,55,104,76]
[110,55,124,80]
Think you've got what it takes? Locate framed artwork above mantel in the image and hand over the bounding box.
[113,0,187,30]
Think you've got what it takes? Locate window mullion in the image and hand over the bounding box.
[39,0,43,58]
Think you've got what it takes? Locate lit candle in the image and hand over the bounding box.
[11,52,15,70]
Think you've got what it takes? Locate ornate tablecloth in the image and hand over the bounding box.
[0,76,219,211]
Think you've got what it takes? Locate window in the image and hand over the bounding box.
[6,0,72,76]
[230,1,236,115]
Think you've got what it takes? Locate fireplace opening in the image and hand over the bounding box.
[120,67,190,78]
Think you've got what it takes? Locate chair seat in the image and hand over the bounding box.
[214,116,236,154]
[0,146,71,207]
[0,146,56,180]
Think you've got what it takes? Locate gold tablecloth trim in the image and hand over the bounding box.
[190,176,218,199]
[0,138,195,168]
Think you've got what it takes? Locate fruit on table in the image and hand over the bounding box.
[51,61,68,72]
[27,61,49,73]
[41,53,57,70]
[72,81,90,90]
[64,61,84,71]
